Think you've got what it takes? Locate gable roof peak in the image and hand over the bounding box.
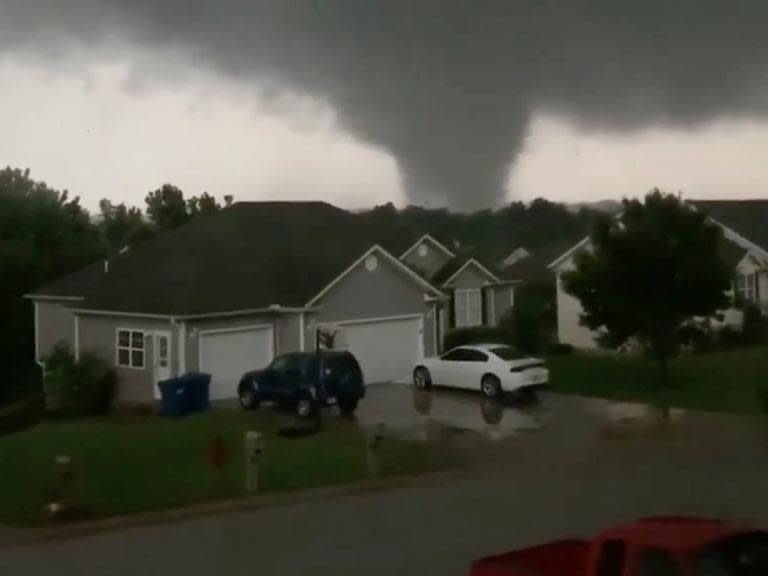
[399,233,456,260]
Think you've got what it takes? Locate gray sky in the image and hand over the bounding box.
[2,1,768,211]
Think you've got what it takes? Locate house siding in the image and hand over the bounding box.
[489,285,515,326]
[401,240,452,278]
[307,255,437,357]
[446,265,490,289]
[737,254,768,313]
[555,256,602,349]
[36,301,76,362]
[76,314,173,404]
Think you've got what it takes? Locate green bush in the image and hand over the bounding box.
[497,281,556,354]
[0,395,43,434]
[43,344,117,417]
[741,304,768,344]
[443,326,513,351]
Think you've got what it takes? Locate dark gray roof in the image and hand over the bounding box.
[430,252,506,286]
[33,202,388,315]
[690,200,768,253]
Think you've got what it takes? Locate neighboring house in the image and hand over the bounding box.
[28,202,448,404]
[548,199,768,349]
[399,234,520,331]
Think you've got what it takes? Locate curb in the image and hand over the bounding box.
[0,469,466,548]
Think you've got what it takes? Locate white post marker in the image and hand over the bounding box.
[244,431,263,493]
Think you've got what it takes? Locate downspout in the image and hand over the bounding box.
[34,301,44,368]
[74,315,80,361]
[178,320,187,375]
[299,313,305,352]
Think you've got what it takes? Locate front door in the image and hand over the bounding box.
[153,331,172,384]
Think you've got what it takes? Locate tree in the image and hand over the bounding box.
[146,184,225,230]
[186,191,220,217]
[563,190,733,381]
[0,167,104,395]
[145,183,189,229]
[98,199,153,253]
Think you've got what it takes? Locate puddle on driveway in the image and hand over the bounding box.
[355,383,546,441]
[354,383,766,446]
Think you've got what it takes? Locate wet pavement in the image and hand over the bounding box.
[355,382,727,443]
[4,386,768,575]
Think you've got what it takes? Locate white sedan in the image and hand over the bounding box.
[413,344,549,398]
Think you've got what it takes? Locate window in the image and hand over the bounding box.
[636,549,682,576]
[736,272,758,302]
[455,289,482,327]
[440,348,488,362]
[441,348,469,361]
[490,346,526,361]
[116,329,145,368]
[463,349,488,362]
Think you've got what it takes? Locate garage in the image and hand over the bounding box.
[337,315,424,384]
[199,325,274,400]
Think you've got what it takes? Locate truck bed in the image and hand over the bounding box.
[470,539,590,576]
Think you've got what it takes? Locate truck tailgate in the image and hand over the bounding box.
[470,539,589,576]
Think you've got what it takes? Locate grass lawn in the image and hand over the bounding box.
[548,346,768,414]
[0,409,453,526]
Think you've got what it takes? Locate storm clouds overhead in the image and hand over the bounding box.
[2,1,768,209]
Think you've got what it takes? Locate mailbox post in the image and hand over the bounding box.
[244,431,263,493]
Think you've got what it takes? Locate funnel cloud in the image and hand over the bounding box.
[3,1,768,209]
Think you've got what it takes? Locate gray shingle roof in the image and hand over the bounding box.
[33,202,387,315]
[690,200,768,254]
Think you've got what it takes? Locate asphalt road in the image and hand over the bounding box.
[2,393,768,575]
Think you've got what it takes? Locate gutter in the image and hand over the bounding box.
[22,294,85,302]
[65,305,320,321]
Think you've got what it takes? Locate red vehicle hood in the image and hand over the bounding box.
[470,539,589,576]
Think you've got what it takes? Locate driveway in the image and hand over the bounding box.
[2,390,768,575]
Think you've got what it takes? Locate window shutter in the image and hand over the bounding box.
[449,290,456,328]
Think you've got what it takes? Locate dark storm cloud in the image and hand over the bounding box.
[3,0,768,208]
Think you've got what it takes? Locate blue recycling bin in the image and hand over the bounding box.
[158,377,191,417]
[184,373,211,413]
[158,373,211,417]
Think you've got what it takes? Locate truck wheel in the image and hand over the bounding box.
[413,367,432,390]
[338,397,359,416]
[481,375,502,398]
[238,384,259,410]
[296,397,317,419]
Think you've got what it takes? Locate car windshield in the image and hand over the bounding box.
[489,346,527,361]
[695,533,768,576]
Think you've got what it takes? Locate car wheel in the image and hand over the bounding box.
[296,397,317,419]
[481,375,502,398]
[338,397,359,416]
[238,384,259,410]
[413,367,432,390]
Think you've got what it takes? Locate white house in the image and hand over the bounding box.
[548,200,768,349]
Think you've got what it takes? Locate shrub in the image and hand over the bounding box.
[741,304,768,344]
[443,326,514,351]
[43,344,117,417]
[498,281,557,354]
[547,342,575,356]
[0,395,43,434]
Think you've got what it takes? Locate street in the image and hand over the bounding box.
[3,393,768,575]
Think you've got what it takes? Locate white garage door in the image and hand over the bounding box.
[339,316,423,384]
[199,325,274,400]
